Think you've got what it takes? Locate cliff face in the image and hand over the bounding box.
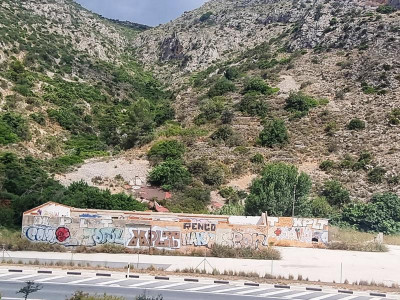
[131,0,400,201]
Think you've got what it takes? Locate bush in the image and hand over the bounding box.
[339,193,400,234]
[310,197,333,218]
[347,118,365,130]
[207,78,236,97]
[166,186,210,214]
[245,162,312,216]
[210,244,281,260]
[367,167,386,184]
[67,291,127,300]
[195,96,226,124]
[224,67,240,81]
[147,140,185,162]
[210,125,234,142]
[200,11,213,22]
[30,112,46,126]
[243,77,278,95]
[215,203,245,216]
[258,118,289,148]
[321,180,350,208]
[376,5,396,14]
[388,108,400,125]
[148,159,192,189]
[250,153,264,164]
[319,160,335,171]
[285,92,318,116]
[239,92,269,117]
[203,165,226,186]
[324,121,337,136]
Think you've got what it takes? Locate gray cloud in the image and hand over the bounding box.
[75,0,207,26]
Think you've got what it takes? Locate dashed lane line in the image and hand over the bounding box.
[154,282,189,289]
[259,290,295,297]
[129,280,159,287]
[5,274,40,281]
[214,286,252,293]
[97,279,129,286]
[68,277,99,284]
[186,284,223,291]
[35,275,65,282]
[336,296,362,300]
[236,287,272,295]
[284,291,317,298]
[310,293,341,300]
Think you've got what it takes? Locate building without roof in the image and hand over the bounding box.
[22,202,329,251]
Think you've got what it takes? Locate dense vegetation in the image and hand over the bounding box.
[0,153,146,228]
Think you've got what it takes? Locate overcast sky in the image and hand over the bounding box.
[75,0,208,27]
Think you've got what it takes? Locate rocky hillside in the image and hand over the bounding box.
[0,0,172,169]
[132,0,400,201]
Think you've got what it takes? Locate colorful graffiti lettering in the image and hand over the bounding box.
[182,232,216,248]
[92,228,124,245]
[127,227,180,249]
[25,226,57,243]
[220,231,268,250]
[183,223,216,231]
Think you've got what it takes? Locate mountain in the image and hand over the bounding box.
[0,0,399,210]
[132,0,400,200]
[0,0,173,170]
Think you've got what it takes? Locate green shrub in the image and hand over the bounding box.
[67,291,127,300]
[285,92,318,116]
[243,77,278,95]
[239,92,269,117]
[319,160,335,171]
[214,203,245,216]
[148,159,192,189]
[339,193,400,234]
[148,140,185,162]
[30,112,46,125]
[211,125,234,142]
[321,180,350,208]
[310,197,333,218]
[258,118,289,148]
[376,5,396,14]
[195,96,226,124]
[388,108,400,125]
[224,67,240,81]
[367,167,386,184]
[203,165,226,186]
[0,120,19,145]
[200,11,213,22]
[166,186,210,214]
[0,112,31,141]
[207,78,236,97]
[347,118,365,130]
[250,153,264,164]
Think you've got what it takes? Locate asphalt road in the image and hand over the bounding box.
[0,272,388,300]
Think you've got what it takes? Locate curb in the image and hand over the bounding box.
[155,276,169,280]
[96,273,111,277]
[338,290,353,294]
[184,278,199,282]
[370,292,386,297]
[66,271,81,275]
[306,287,322,291]
[244,282,259,287]
[275,284,290,289]
[37,270,52,274]
[8,269,23,273]
[214,280,229,284]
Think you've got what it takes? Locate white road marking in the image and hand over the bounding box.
[129,280,158,287]
[68,277,98,284]
[284,291,315,298]
[7,274,39,281]
[259,289,292,297]
[97,278,128,286]
[0,273,16,278]
[214,286,251,293]
[309,293,337,300]
[337,296,359,300]
[186,284,222,291]
[155,282,188,289]
[35,275,65,282]
[236,287,272,295]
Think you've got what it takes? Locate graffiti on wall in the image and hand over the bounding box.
[219,230,268,250]
[24,225,71,244]
[127,226,181,249]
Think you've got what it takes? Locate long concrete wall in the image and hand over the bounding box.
[21,202,329,251]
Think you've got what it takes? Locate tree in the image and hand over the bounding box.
[258,118,289,147]
[321,180,350,208]
[243,77,277,95]
[17,281,42,300]
[147,140,185,162]
[285,92,318,116]
[207,78,236,97]
[245,163,312,216]
[148,159,192,189]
